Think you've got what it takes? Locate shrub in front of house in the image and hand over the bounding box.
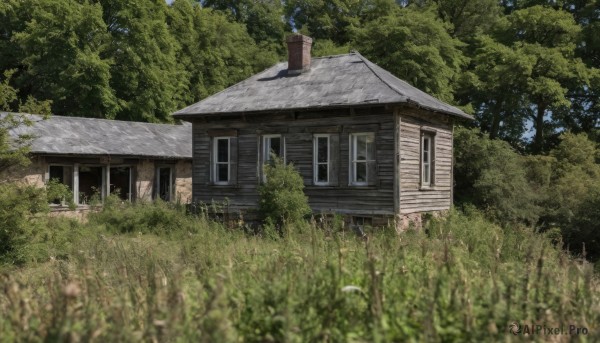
[258,156,311,226]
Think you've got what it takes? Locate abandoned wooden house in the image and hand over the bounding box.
[173,34,473,229]
[3,114,192,213]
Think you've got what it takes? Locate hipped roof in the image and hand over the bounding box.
[174,52,473,120]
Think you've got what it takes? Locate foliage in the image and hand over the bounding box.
[543,133,600,259]
[284,0,396,45]
[90,195,200,235]
[0,70,51,174]
[0,184,48,264]
[352,5,467,103]
[453,127,540,225]
[11,0,117,119]
[0,0,598,152]
[203,0,289,55]
[167,2,278,105]
[464,6,593,151]
[46,178,76,209]
[258,156,311,225]
[0,206,598,341]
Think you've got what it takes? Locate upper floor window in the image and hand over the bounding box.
[313,134,330,185]
[350,133,375,186]
[263,134,282,163]
[421,131,435,187]
[213,137,231,184]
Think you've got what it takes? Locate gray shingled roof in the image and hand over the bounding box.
[5,113,192,159]
[174,52,473,120]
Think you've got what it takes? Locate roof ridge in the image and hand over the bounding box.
[173,63,282,115]
[353,52,409,101]
[7,112,187,128]
[353,53,470,117]
[311,52,357,60]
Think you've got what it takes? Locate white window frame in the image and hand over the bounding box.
[313,134,330,185]
[349,132,375,186]
[262,134,283,164]
[421,132,434,187]
[212,136,231,185]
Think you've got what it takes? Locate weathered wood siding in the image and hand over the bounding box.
[397,108,453,214]
[191,107,396,215]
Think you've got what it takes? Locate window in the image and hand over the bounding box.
[48,165,73,204]
[313,134,330,185]
[78,166,104,205]
[262,134,283,181]
[156,166,173,201]
[213,137,231,184]
[47,164,134,206]
[109,166,132,201]
[350,133,375,185]
[263,134,282,164]
[421,132,435,187]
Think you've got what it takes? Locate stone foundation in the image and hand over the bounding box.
[48,206,97,222]
[395,210,448,233]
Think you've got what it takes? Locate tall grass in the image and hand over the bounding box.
[0,203,598,342]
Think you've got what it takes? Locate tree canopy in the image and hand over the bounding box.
[1,0,596,150]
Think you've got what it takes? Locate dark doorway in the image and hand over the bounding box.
[110,167,131,201]
[78,166,103,204]
[157,167,172,201]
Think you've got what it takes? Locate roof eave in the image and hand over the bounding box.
[29,152,193,160]
[173,101,474,121]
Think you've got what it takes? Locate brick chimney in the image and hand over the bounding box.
[286,34,312,75]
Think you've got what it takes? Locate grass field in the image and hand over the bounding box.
[0,201,598,342]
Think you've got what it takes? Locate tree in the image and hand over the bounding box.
[10,0,118,119]
[352,5,467,103]
[0,70,51,174]
[167,2,278,103]
[284,0,397,45]
[542,133,600,260]
[96,0,186,122]
[463,6,592,152]
[464,35,531,143]
[453,126,541,225]
[406,0,503,39]
[202,0,289,56]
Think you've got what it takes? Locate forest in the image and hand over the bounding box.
[1,1,600,340]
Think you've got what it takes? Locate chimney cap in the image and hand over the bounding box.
[286,34,313,44]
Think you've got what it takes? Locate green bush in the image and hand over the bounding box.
[453,126,540,225]
[0,183,48,264]
[544,133,600,260]
[258,156,311,225]
[89,195,200,236]
[46,178,76,209]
